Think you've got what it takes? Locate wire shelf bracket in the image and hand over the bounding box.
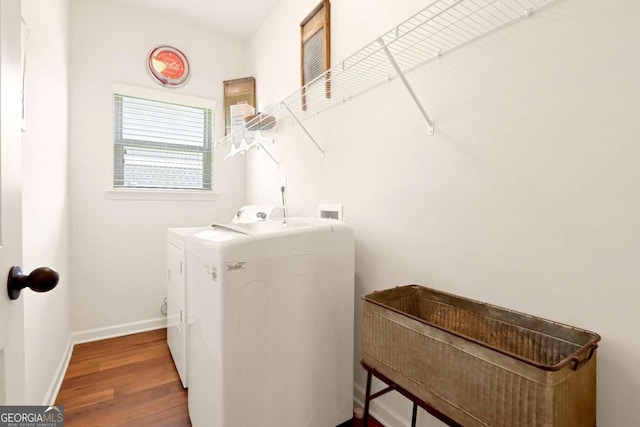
[377,37,435,135]
[282,103,326,158]
[255,142,280,167]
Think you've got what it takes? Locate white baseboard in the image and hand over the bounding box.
[71,317,167,345]
[353,382,411,427]
[43,335,73,406]
[44,317,167,405]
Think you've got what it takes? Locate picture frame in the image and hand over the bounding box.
[300,0,331,111]
[223,77,256,135]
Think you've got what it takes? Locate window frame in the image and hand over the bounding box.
[110,83,218,199]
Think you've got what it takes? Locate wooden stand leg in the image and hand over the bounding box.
[363,370,372,427]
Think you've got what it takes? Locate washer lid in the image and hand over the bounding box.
[193,218,346,245]
[212,218,332,241]
[192,226,252,243]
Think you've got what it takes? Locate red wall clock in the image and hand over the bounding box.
[147,46,190,87]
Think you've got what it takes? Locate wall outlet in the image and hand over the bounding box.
[318,204,343,220]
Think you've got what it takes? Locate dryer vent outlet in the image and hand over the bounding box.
[318,204,343,220]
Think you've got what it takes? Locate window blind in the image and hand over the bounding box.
[113,94,213,190]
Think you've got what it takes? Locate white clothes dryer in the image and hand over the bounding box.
[167,226,203,387]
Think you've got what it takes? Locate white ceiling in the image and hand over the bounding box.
[117,0,282,40]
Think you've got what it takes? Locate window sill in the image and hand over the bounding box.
[107,188,219,201]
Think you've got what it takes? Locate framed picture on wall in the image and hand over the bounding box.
[300,0,331,111]
[223,77,256,135]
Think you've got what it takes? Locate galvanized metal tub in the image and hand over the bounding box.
[362,285,600,427]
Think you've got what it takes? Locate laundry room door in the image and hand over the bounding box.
[0,0,27,405]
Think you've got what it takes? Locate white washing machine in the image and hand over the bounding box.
[166,205,283,388]
[186,218,354,427]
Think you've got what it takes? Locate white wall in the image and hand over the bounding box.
[21,0,71,404]
[68,0,246,333]
[247,0,640,426]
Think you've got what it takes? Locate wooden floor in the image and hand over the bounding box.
[56,329,384,426]
[56,329,189,426]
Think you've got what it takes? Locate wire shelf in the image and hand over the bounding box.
[217,0,560,153]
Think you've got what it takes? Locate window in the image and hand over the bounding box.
[113,86,215,191]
